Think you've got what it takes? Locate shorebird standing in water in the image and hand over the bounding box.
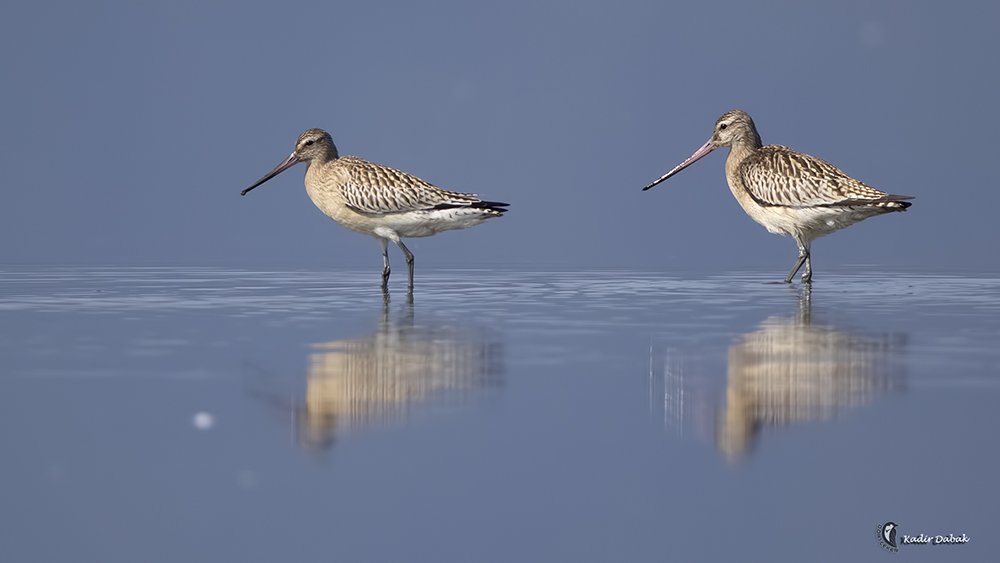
[644,110,912,283]
[242,129,508,291]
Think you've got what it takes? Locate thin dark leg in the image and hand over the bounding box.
[785,242,811,284]
[396,239,415,291]
[784,255,806,284]
[802,253,813,284]
[378,238,390,290]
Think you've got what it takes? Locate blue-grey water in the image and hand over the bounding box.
[1,267,997,562]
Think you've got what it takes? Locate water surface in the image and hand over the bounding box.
[1,267,996,562]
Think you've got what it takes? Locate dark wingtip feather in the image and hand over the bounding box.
[433,201,509,212]
[828,194,913,210]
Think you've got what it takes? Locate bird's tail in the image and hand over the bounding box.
[875,195,913,211]
[474,201,510,215]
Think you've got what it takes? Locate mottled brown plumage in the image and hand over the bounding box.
[644,110,912,283]
[242,129,507,291]
[337,155,491,215]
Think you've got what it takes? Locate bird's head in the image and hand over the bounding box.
[293,128,339,163]
[710,110,762,149]
[642,109,762,191]
[241,128,339,196]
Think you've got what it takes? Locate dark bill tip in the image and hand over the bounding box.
[241,152,301,196]
[642,139,718,191]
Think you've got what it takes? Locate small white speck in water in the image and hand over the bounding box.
[192,412,215,430]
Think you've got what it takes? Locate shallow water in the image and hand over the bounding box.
[1,267,997,562]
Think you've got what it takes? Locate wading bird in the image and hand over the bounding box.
[644,110,911,283]
[242,129,508,291]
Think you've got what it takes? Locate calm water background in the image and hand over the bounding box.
[1,267,997,562]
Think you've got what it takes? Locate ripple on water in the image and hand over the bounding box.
[1,267,998,317]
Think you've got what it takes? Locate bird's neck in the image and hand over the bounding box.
[302,152,339,176]
[318,148,339,163]
[725,141,757,178]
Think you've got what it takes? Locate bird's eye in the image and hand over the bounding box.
[719,123,728,130]
[305,140,315,146]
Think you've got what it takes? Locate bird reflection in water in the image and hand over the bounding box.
[253,298,503,451]
[656,286,905,462]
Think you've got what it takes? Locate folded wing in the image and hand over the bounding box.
[339,156,507,216]
[740,146,912,208]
